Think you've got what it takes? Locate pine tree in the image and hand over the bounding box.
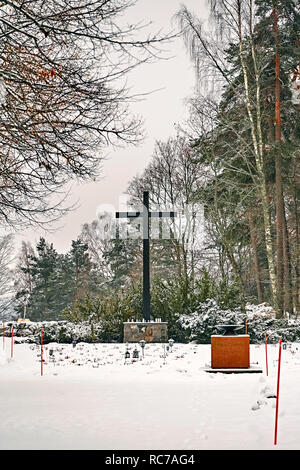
[103,237,140,289]
[20,238,63,321]
[67,238,98,300]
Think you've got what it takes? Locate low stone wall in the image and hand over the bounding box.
[123,321,168,343]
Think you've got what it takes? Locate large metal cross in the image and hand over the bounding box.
[116,191,177,321]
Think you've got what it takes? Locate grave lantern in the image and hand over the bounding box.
[282,343,287,350]
[72,340,77,348]
[139,340,146,357]
[133,347,139,359]
[124,349,130,364]
[49,349,54,362]
[168,339,174,351]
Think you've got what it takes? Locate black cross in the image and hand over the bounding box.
[116,191,177,321]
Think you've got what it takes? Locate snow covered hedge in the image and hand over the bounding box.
[177,300,300,344]
[3,320,105,344]
[3,300,300,344]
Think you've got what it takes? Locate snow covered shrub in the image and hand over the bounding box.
[3,320,103,344]
[62,287,143,342]
[242,303,298,343]
[178,300,300,344]
[151,276,191,342]
[149,273,243,342]
[96,284,143,342]
[178,299,244,343]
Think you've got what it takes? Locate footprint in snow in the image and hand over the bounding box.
[260,385,276,399]
[251,399,267,411]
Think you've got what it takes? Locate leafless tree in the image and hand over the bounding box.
[80,216,114,281]
[0,0,175,227]
[0,233,14,293]
[0,233,16,318]
[127,133,211,281]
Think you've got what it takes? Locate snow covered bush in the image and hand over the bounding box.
[62,288,143,342]
[178,300,300,344]
[178,299,243,343]
[4,320,104,344]
[3,299,300,344]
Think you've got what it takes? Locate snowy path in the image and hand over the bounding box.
[0,342,299,450]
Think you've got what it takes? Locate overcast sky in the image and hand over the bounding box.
[13,0,209,254]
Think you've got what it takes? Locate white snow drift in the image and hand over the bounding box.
[0,340,299,450]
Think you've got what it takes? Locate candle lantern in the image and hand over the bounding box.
[139,340,146,357]
[133,347,139,360]
[49,348,54,361]
[168,339,174,351]
[124,349,130,364]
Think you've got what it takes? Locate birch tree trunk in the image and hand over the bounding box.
[237,0,279,316]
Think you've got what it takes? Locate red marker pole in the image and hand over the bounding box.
[264,331,268,376]
[11,327,13,358]
[3,325,4,350]
[41,326,43,376]
[274,339,282,446]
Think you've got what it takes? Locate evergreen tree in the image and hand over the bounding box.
[103,237,140,289]
[19,238,63,320]
[67,238,99,300]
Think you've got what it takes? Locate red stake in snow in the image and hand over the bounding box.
[3,325,4,350]
[274,339,282,446]
[11,327,13,358]
[264,331,268,376]
[41,326,43,376]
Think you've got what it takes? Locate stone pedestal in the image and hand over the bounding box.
[123,321,168,343]
[211,335,250,369]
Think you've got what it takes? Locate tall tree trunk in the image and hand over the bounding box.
[248,210,264,303]
[293,179,300,317]
[282,208,293,314]
[238,0,279,315]
[273,2,285,317]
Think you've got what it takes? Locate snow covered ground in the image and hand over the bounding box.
[0,339,299,450]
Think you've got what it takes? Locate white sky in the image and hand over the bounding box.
[13,0,209,254]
